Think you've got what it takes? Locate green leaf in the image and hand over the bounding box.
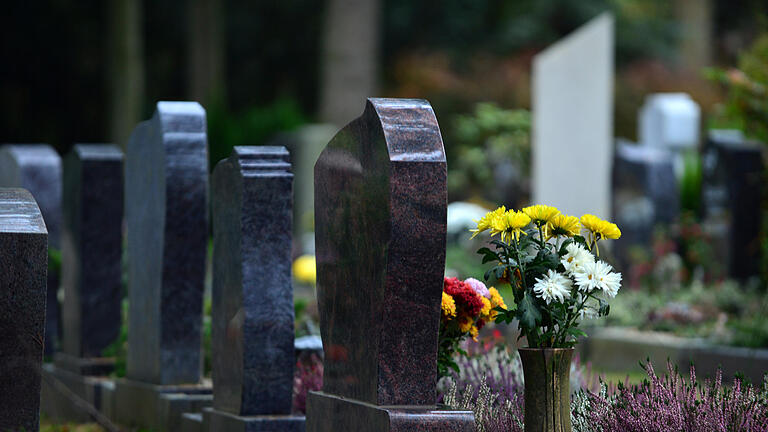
[567,328,588,339]
[517,292,542,330]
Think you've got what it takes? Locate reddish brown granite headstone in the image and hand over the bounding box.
[307,98,474,431]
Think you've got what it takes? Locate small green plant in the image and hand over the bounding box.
[449,103,531,204]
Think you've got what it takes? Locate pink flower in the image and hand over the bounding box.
[464,277,490,298]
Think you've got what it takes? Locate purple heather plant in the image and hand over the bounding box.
[441,342,768,432]
[582,362,768,432]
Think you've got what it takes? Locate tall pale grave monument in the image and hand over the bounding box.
[532,13,614,218]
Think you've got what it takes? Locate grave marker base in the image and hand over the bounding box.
[114,377,212,432]
[207,408,306,432]
[40,363,108,423]
[307,392,475,432]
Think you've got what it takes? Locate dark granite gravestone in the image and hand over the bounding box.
[61,144,124,362]
[208,146,304,431]
[701,130,765,280]
[115,101,212,431]
[39,145,125,423]
[0,144,62,355]
[0,188,48,432]
[306,98,475,432]
[612,140,679,271]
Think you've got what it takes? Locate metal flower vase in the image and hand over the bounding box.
[518,347,573,432]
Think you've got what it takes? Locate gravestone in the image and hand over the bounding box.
[701,130,765,280]
[209,146,303,431]
[0,188,48,432]
[115,101,212,431]
[40,144,125,422]
[639,93,700,150]
[612,140,679,271]
[532,13,614,219]
[306,98,475,431]
[0,144,62,355]
[61,144,124,364]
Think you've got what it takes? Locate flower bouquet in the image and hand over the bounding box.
[470,204,622,432]
[438,277,507,377]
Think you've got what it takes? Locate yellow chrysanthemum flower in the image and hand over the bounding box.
[470,206,506,239]
[523,204,561,225]
[469,325,479,341]
[489,210,511,240]
[504,210,531,242]
[580,214,622,240]
[547,214,581,238]
[479,296,492,319]
[441,292,457,318]
[458,315,473,333]
[293,255,317,285]
[488,287,507,320]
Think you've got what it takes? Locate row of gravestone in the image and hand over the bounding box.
[0,99,476,432]
[612,130,764,280]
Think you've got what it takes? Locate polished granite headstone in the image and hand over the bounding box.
[116,102,212,430]
[307,98,475,431]
[0,188,48,432]
[0,144,62,355]
[40,145,125,423]
[209,146,304,431]
[124,101,209,385]
[612,140,679,271]
[61,144,124,362]
[702,130,765,280]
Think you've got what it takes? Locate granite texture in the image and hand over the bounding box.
[314,98,447,407]
[309,99,473,431]
[0,144,62,355]
[306,392,474,432]
[125,101,209,385]
[702,133,765,279]
[0,188,48,432]
[212,146,295,416]
[61,144,124,359]
[611,141,679,271]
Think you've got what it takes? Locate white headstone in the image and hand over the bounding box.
[639,93,700,150]
[532,13,614,219]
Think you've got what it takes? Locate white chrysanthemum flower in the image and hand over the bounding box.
[601,271,622,298]
[533,269,572,304]
[561,243,595,275]
[574,260,612,292]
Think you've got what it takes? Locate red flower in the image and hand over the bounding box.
[444,277,484,317]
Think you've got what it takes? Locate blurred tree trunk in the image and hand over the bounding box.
[675,0,713,72]
[107,0,144,148]
[319,0,380,126]
[187,0,226,108]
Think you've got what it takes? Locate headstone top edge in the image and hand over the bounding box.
[231,146,291,174]
[72,144,124,160]
[533,12,614,69]
[0,188,47,234]
[157,101,205,115]
[0,143,60,160]
[364,98,446,163]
